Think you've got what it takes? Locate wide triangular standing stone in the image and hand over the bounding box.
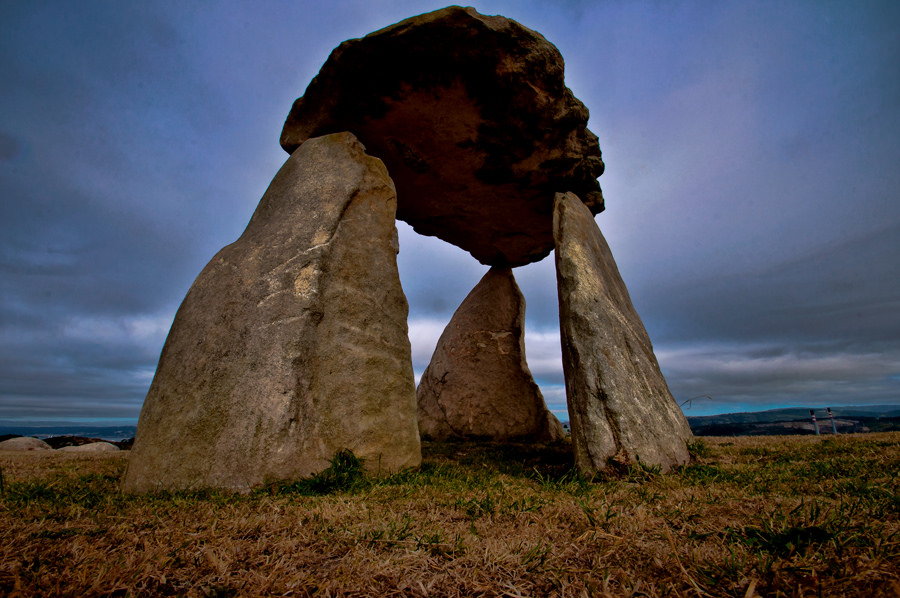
[124,132,420,492]
[417,267,564,441]
[554,192,692,473]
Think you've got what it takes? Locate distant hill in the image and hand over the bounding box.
[0,424,136,441]
[3,405,900,441]
[687,405,900,436]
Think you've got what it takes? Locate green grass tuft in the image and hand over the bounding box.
[263,449,368,496]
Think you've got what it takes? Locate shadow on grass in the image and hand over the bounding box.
[257,441,580,497]
[422,439,575,479]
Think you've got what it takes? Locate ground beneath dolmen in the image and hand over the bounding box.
[2,434,899,596]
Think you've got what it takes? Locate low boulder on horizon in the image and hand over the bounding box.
[58,442,120,453]
[0,436,53,451]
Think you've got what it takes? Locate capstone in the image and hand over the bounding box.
[281,6,604,267]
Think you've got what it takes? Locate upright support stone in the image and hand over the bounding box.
[124,132,420,493]
[553,192,692,473]
[417,267,564,441]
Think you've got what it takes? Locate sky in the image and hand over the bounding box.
[1,0,898,425]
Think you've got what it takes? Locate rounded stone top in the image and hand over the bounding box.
[281,6,605,267]
[0,436,52,451]
[58,442,120,452]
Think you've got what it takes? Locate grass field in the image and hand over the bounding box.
[1,433,898,596]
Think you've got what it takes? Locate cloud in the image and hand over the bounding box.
[632,222,900,347]
[407,317,446,375]
[0,310,170,419]
[658,341,900,415]
[540,384,569,421]
[521,330,564,386]
[60,314,171,348]
[396,222,488,315]
[1,1,899,423]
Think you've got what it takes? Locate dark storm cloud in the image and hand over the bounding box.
[642,221,900,413]
[658,340,900,415]
[396,223,488,318]
[1,4,232,312]
[1,0,898,422]
[0,311,163,419]
[545,0,900,413]
[0,0,460,421]
[635,223,900,345]
[0,2,262,420]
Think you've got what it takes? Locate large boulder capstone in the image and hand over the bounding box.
[281,6,605,267]
[124,132,420,493]
[417,266,564,442]
[554,192,693,473]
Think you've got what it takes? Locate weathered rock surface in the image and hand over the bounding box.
[0,436,52,451]
[59,442,120,453]
[124,132,420,493]
[281,6,604,267]
[554,192,693,473]
[417,267,564,441]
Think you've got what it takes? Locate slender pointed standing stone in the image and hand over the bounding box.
[124,132,420,493]
[553,192,692,473]
[417,267,564,441]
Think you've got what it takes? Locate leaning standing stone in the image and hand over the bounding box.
[554,192,692,473]
[124,132,420,493]
[417,267,564,442]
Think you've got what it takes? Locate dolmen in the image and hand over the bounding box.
[124,6,692,493]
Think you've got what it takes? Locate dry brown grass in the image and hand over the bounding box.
[1,433,899,597]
